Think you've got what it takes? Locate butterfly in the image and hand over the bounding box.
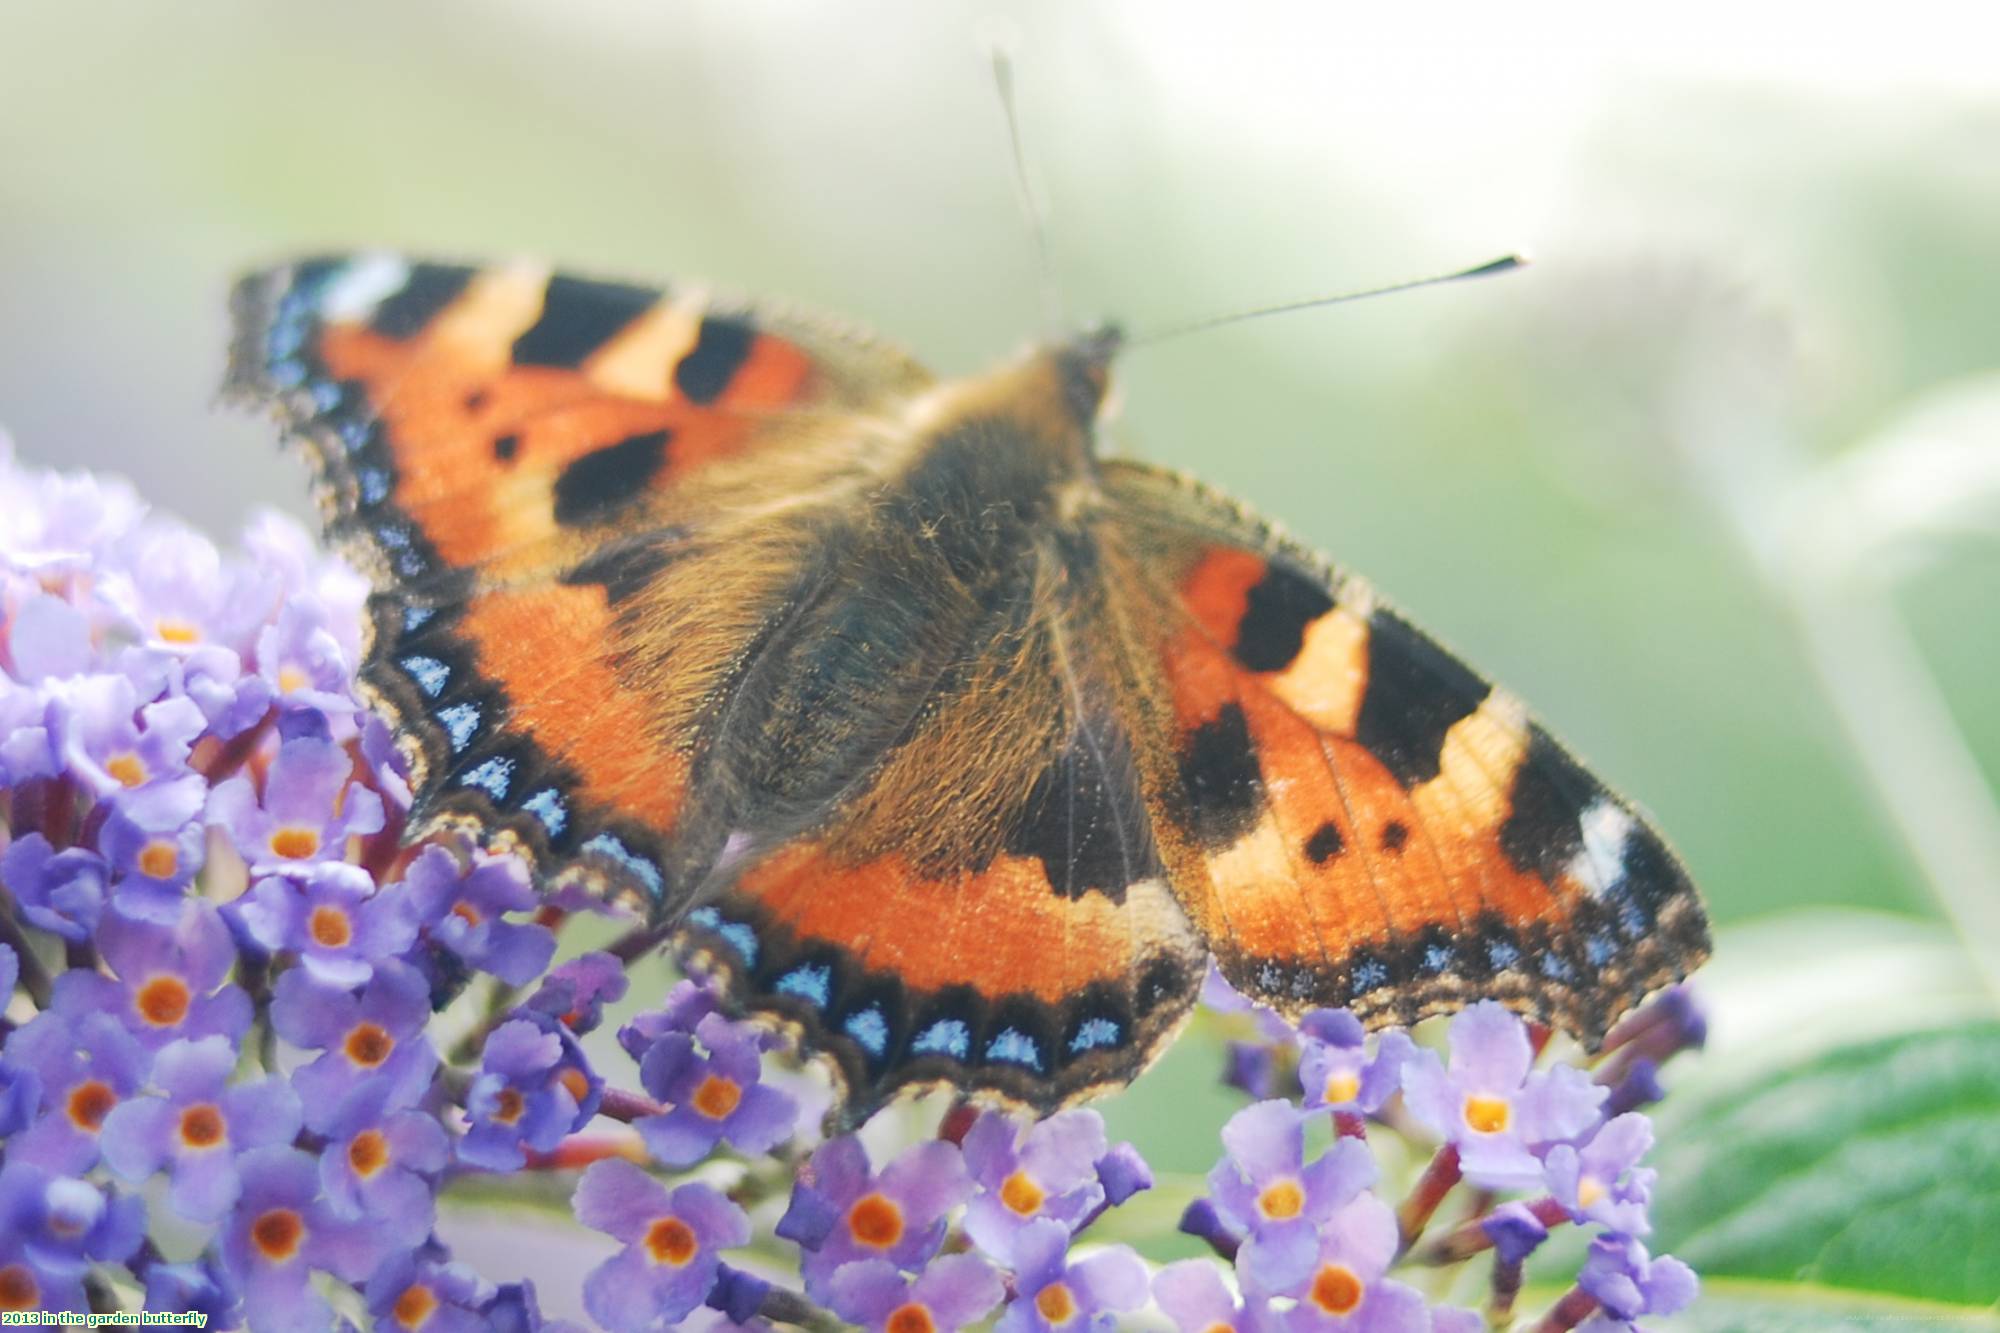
[225,254,1710,1121]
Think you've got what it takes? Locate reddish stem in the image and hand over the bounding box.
[1333,1111,1368,1140]
[1414,1194,1570,1265]
[1395,1144,1462,1253]
[522,1133,645,1172]
[596,1086,668,1123]
[1530,1286,1600,1332]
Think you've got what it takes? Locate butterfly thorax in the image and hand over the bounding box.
[661,334,1130,896]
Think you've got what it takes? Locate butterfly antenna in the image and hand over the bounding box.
[1129,253,1528,347]
[989,43,1065,333]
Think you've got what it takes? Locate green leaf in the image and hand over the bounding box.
[1649,1021,2000,1312]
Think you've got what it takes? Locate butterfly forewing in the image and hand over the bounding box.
[226,254,933,905]
[1099,460,1709,1044]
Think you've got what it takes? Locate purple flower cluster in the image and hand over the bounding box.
[1171,966,1704,1332]
[1,444,1704,1333]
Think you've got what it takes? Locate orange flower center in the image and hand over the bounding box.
[343,1022,394,1067]
[558,1067,590,1104]
[1257,1178,1305,1221]
[1322,1070,1361,1104]
[105,753,147,788]
[178,1103,226,1149]
[691,1074,741,1120]
[136,974,192,1027]
[391,1283,438,1329]
[1034,1282,1078,1324]
[66,1079,117,1131]
[1463,1094,1512,1135]
[0,1263,39,1311]
[885,1304,938,1333]
[644,1217,697,1266]
[1311,1263,1364,1314]
[309,904,353,949]
[138,839,180,879]
[348,1129,389,1177]
[1578,1175,1607,1209]
[847,1192,905,1249]
[276,665,309,695]
[450,902,483,927]
[269,826,321,860]
[1000,1169,1046,1217]
[251,1208,306,1262]
[155,617,201,645]
[492,1088,525,1125]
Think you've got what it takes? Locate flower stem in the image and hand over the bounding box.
[1529,1285,1599,1332]
[1395,1144,1462,1254]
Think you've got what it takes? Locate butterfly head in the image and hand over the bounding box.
[1052,323,1124,427]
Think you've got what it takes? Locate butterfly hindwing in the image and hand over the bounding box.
[1100,461,1709,1044]
[226,254,934,904]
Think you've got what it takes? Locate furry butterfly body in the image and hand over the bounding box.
[227,255,1709,1120]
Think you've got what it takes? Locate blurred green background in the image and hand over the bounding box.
[4,0,1997,1298]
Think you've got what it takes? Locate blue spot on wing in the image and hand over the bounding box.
[403,605,435,633]
[400,655,450,698]
[774,964,831,1009]
[911,1020,970,1060]
[358,468,391,505]
[435,702,481,752]
[1069,1018,1122,1054]
[984,1028,1043,1071]
[1486,937,1522,970]
[842,1008,890,1058]
[581,833,664,899]
[1421,943,1454,975]
[457,756,515,801]
[521,787,568,838]
[1350,959,1389,993]
[683,907,759,966]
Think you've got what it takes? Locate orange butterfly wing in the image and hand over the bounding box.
[227,254,932,899]
[1101,461,1709,1044]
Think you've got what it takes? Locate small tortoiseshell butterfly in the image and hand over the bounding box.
[225,254,1710,1121]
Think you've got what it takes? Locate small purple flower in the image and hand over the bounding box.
[316,1078,449,1233]
[99,1035,302,1223]
[219,1146,389,1332]
[1207,1101,1377,1293]
[778,1135,972,1287]
[574,1158,750,1331]
[0,1163,146,1313]
[98,773,208,922]
[0,833,107,941]
[828,1255,1006,1333]
[526,950,628,1033]
[403,845,557,986]
[4,591,94,688]
[1295,1010,1412,1115]
[1575,1235,1698,1330]
[51,900,251,1050]
[1202,962,1299,1045]
[1401,1001,1608,1188]
[460,1012,600,1171]
[207,733,385,871]
[235,862,416,987]
[635,1011,796,1167]
[364,1249,490,1333]
[1481,1201,1551,1264]
[1266,1192,1427,1331]
[1,1010,149,1172]
[1153,1259,1272,1333]
[271,960,438,1130]
[962,1110,1109,1261]
[1094,1140,1153,1208]
[480,1280,589,1333]
[995,1218,1147,1333]
[53,673,206,797]
[255,602,358,718]
[618,979,724,1062]
[1543,1112,1657,1235]
[144,1255,243,1331]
